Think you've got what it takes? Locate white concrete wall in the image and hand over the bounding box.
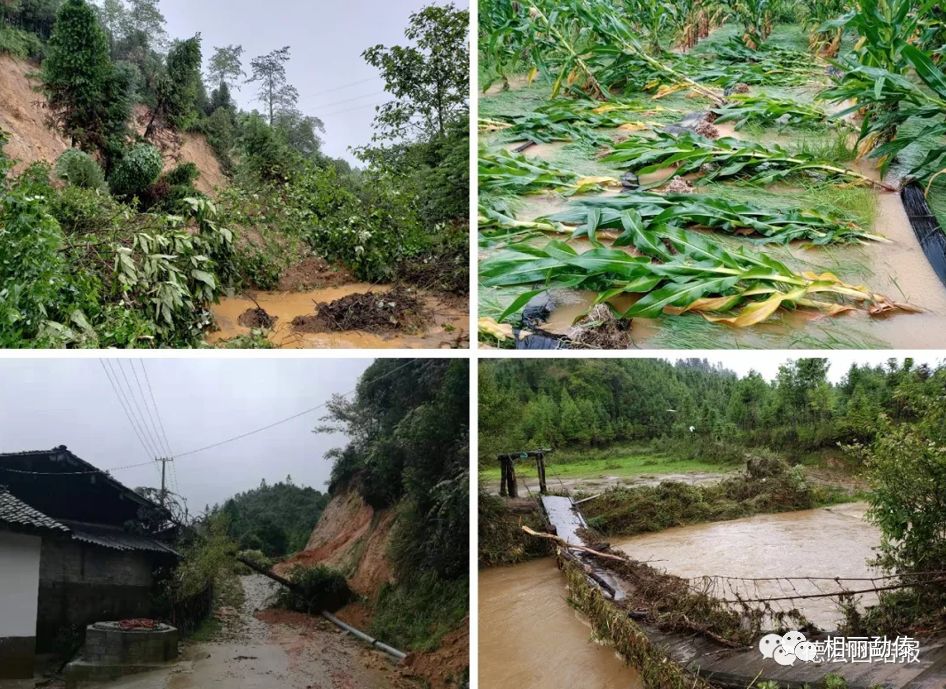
[0,531,41,637]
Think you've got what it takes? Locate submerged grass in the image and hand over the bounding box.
[582,458,856,537]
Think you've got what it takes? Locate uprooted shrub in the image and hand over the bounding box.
[275,565,354,614]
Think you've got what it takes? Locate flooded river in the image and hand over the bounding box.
[479,558,642,689]
[614,503,882,630]
[207,285,468,349]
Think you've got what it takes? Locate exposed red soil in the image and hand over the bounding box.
[132,105,227,195]
[399,620,469,689]
[276,488,395,599]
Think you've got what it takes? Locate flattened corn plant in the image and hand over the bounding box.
[692,39,823,87]
[549,192,885,244]
[481,228,914,328]
[479,148,619,196]
[603,131,889,188]
[481,99,678,146]
[713,94,839,130]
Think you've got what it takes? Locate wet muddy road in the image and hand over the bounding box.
[209,286,468,349]
[479,559,642,689]
[103,575,398,689]
[614,502,881,630]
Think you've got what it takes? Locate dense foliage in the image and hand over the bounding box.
[1,0,469,347]
[479,357,942,460]
[219,478,329,557]
[319,359,469,649]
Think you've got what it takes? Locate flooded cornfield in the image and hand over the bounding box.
[478,16,946,349]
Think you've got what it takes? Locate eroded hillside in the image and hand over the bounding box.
[0,54,226,194]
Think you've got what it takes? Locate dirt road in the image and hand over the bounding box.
[105,575,400,689]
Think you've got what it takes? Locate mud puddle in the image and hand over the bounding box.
[614,503,881,630]
[209,285,468,349]
[479,559,642,689]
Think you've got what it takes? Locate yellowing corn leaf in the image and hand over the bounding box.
[703,288,807,327]
[575,176,617,188]
[653,83,687,100]
[527,67,539,84]
[478,317,514,340]
[618,122,649,131]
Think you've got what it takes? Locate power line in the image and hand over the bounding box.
[100,360,159,461]
[113,360,164,461]
[5,359,425,477]
[173,358,423,459]
[130,360,170,460]
[302,75,383,99]
[139,360,176,459]
[310,90,387,110]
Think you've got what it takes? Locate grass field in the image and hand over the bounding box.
[479,448,730,482]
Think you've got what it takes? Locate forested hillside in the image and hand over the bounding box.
[0,0,468,348]
[219,478,329,557]
[480,357,944,461]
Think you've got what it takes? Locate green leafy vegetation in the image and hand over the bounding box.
[275,565,354,614]
[1,0,469,348]
[319,359,469,650]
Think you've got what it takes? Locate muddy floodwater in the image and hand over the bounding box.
[208,285,468,349]
[614,503,881,630]
[479,558,642,689]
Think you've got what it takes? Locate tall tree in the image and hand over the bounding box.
[247,46,297,126]
[362,3,469,141]
[43,0,130,160]
[145,34,202,137]
[207,44,244,90]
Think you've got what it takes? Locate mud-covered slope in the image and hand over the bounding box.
[0,55,69,174]
[275,486,396,598]
[0,55,226,194]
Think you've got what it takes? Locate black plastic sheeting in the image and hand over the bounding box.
[901,183,946,290]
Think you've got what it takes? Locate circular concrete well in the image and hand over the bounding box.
[84,621,179,665]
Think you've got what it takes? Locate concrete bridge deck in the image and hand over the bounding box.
[538,495,946,689]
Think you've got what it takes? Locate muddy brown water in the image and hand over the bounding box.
[479,559,643,689]
[614,503,881,630]
[208,285,468,349]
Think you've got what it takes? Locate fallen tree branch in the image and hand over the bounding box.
[521,525,628,563]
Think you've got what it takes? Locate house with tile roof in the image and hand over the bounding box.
[0,447,179,680]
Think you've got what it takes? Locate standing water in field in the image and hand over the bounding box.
[613,503,882,630]
[479,559,643,689]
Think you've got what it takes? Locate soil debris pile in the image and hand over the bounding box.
[238,307,276,329]
[292,286,427,334]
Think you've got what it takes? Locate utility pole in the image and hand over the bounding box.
[158,457,171,508]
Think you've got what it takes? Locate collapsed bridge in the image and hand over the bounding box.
[533,494,946,689]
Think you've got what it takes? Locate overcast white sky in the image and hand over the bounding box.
[662,353,946,383]
[159,0,469,162]
[0,358,373,513]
